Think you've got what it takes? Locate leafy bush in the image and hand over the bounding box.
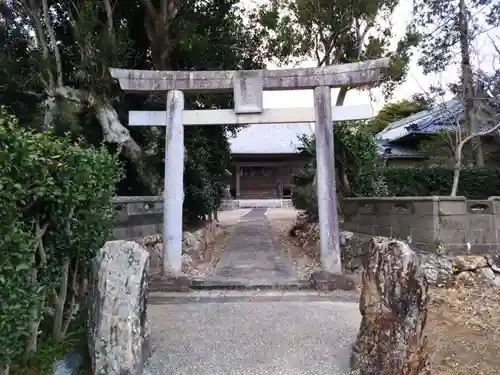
[384,166,500,199]
[0,107,122,374]
[291,122,387,217]
[292,169,315,187]
[333,124,388,197]
[291,183,318,220]
[183,126,231,226]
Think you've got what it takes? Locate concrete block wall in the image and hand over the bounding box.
[343,196,500,254]
[113,196,273,239]
[112,196,164,240]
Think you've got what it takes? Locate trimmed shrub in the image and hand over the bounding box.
[0,107,122,374]
[384,166,500,199]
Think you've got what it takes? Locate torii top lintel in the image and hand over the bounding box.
[109,58,390,93]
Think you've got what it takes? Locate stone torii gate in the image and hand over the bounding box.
[110,58,389,276]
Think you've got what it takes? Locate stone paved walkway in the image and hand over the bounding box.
[208,208,298,285]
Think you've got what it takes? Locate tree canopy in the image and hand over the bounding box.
[1,0,267,225]
[254,0,419,103]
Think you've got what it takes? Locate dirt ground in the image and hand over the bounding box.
[265,208,500,374]
[427,286,500,375]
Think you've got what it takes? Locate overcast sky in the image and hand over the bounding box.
[243,0,499,113]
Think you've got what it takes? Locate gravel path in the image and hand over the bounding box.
[144,291,360,375]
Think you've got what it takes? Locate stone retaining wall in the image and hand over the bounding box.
[112,196,223,277]
[137,220,223,276]
[343,196,500,254]
[292,221,500,287]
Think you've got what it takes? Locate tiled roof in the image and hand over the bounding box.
[377,140,424,158]
[375,99,463,142]
[229,123,313,154]
[375,98,500,159]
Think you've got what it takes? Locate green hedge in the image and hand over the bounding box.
[384,166,500,199]
[0,107,123,373]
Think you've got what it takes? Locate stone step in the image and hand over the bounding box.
[191,278,312,290]
[148,277,312,292]
[147,289,360,305]
[149,275,191,292]
[149,272,361,293]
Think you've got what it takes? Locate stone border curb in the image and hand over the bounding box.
[309,271,359,292]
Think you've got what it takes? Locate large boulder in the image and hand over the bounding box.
[87,240,151,375]
[350,237,430,375]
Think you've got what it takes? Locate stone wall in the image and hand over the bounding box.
[343,196,500,254]
[112,196,224,278]
[292,221,500,287]
[137,220,223,277]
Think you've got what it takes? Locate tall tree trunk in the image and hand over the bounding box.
[24,0,163,195]
[451,159,461,197]
[459,0,484,167]
[335,87,348,107]
[44,88,163,194]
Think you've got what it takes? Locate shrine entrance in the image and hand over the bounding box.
[110,58,389,275]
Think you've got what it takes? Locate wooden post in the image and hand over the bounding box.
[314,86,341,274]
[163,90,184,276]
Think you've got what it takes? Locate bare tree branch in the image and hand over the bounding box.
[461,121,500,148]
[450,120,500,197]
[40,0,63,87]
[140,0,156,20]
[20,0,54,90]
[103,0,116,47]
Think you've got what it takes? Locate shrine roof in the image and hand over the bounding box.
[229,122,313,154]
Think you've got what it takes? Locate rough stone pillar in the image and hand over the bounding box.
[87,240,151,375]
[350,237,430,375]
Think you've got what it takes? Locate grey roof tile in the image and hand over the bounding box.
[375,98,500,161]
[375,99,463,142]
[376,139,423,158]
